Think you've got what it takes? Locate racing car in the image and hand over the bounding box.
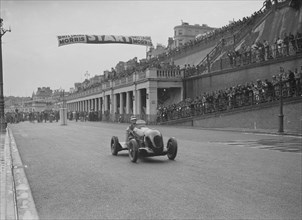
[110,120,178,162]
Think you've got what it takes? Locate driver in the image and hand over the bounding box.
[126,115,137,142]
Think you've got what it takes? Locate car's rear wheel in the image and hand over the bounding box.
[128,139,139,163]
[111,136,119,156]
[167,137,178,160]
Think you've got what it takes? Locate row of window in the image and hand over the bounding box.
[174,29,201,36]
[174,28,209,47]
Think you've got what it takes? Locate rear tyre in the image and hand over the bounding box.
[111,136,119,156]
[167,137,178,160]
[128,139,139,163]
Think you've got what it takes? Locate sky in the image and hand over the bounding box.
[1,0,264,97]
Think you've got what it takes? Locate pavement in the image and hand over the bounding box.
[0,123,300,220]
[0,128,39,220]
[188,126,302,137]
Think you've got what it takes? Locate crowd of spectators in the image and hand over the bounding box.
[5,110,60,124]
[66,110,134,123]
[226,32,302,67]
[157,66,302,122]
[5,109,104,124]
[67,110,102,122]
[179,31,302,78]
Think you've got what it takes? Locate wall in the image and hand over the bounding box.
[173,45,215,67]
[168,98,302,135]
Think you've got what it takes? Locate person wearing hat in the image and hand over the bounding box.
[126,116,137,142]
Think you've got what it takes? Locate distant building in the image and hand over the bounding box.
[33,87,52,100]
[4,96,31,113]
[4,86,71,113]
[90,75,104,84]
[172,22,216,48]
[115,61,126,74]
[74,83,82,92]
[103,70,109,79]
[147,44,167,59]
[114,57,139,76]
[167,37,174,49]
[146,22,216,57]
[52,89,63,101]
[82,79,90,89]
[124,57,138,72]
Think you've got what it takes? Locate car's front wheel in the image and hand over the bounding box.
[167,137,178,160]
[128,139,139,163]
[111,136,119,156]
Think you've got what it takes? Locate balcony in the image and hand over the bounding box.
[66,68,183,101]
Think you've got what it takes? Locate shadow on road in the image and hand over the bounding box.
[139,157,173,164]
[215,138,302,153]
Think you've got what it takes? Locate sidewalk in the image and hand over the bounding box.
[161,124,302,137]
[0,128,39,220]
[197,127,302,137]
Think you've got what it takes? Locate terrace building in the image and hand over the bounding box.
[172,22,216,48]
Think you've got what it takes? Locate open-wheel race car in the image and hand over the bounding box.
[110,120,178,162]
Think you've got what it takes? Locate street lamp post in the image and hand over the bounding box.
[0,18,11,132]
[278,67,284,133]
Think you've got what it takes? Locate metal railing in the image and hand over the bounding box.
[157,78,302,123]
[184,42,302,78]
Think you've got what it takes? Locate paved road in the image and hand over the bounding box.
[9,121,302,219]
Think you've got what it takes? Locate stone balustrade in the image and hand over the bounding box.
[66,68,183,101]
[156,69,183,78]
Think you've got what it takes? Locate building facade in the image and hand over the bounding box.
[147,44,167,59]
[65,68,183,123]
[173,22,216,48]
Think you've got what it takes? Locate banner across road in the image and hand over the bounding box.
[57,35,153,47]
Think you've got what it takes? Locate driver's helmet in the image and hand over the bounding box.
[130,116,137,122]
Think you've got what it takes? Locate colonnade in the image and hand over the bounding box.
[66,87,157,118]
[67,97,103,113]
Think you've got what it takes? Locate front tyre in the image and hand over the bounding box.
[167,137,178,160]
[128,139,139,163]
[111,136,119,156]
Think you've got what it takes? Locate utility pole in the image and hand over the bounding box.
[0,18,11,132]
[60,88,67,125]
